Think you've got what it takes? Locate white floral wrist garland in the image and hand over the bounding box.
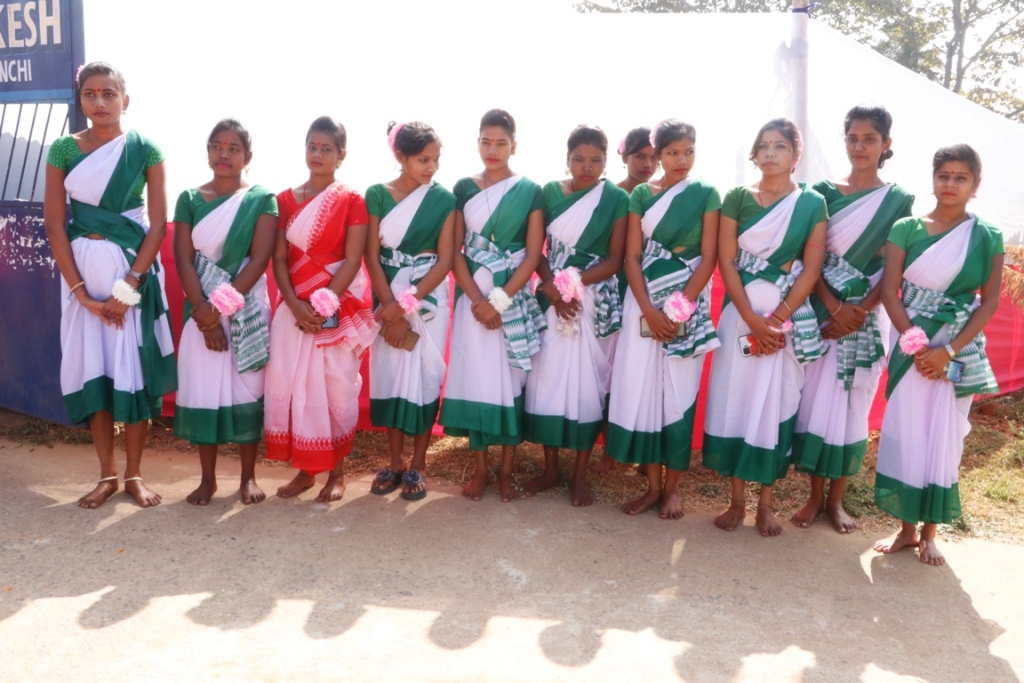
[488,287,513,314]
[111,279,141,307]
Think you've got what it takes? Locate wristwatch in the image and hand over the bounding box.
[128,269,147,287]
[944,343,956,358]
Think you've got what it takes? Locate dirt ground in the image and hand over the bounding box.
[0,437,1021,683]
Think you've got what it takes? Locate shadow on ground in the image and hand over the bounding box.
[0,441,1018,682]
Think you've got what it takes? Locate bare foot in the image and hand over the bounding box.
[873,526,920,554]
[125,478,162,508]
[589,454,616,475]
[524,470,559,496]
[499,474,522,503]
[276,471,315,498]
[570,474,594,507]
[918,537,946,567]
[621,489,660,515]
[187,479,217,506]
[461,472,487,502]
[317,472,346,503]
[240,479,266,505]
[790,500,824,528]
[714,501,745,531]
[827,504,857,534]
[78,479,118,509]
[657,491,684,520]
[756,504,782,537]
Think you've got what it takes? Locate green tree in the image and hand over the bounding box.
[576,0,1024,123]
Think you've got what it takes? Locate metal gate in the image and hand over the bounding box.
[0,0,85,423]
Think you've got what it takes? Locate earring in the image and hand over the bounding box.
[564,167,570,176]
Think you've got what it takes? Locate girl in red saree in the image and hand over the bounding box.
[264,117,378,501]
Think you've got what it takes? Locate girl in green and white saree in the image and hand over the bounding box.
[438,109,546,502]
[703,119,828,537]
[174,120,279,506]
[616,126,659,195]
[589,125,662,480]
[791,105,914,533]
[522,125,628,507]
[873,144,1002,567]
[44,62,176,510]
[366,121,455,501]
[606,120,721,519]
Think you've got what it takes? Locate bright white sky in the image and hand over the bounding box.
[64,0,1024,239]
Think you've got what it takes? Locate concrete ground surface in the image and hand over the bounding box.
[0,440,1021,683]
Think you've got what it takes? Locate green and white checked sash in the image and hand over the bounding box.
[379,246,439,322]
[641,237,718,358]
[464,230,547,372]
[901,279,998,398]
[195,253,270,373]
[821,251,885,390]
[735,248,826,365]
[547,235,621,338]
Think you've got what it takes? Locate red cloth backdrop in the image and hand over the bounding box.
[160,223,1024,443]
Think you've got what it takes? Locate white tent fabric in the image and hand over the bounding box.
[75,4,1024,242]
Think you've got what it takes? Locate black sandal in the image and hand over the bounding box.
[400,469,427,501]
[371,468,401,495]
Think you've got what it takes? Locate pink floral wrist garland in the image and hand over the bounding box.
[396,286,420,316]
[898,326,929,355]
[310,287,340,318]
[552,267,584,304]
[664,291,696,324]
[766,313,793,334]
[209,283,245,317]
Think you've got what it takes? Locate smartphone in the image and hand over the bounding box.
[321,313,339,330]
[640,316,652,338]
[739,334,758,357]
[944,359,965,382]
[401,330,420,351]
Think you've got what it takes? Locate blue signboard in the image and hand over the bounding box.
[0,0,83,103]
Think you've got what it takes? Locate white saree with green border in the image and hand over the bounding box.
[368,181,455,436]
[606,178,721,470]
[439,175,545,450]
[173,187,275,446]
[59,131,176,424]
[875,215,1001,524]
[794,182,913,479]
[703,186,827,485]
[523,179,628,451]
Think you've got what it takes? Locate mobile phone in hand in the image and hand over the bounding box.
[321,313,339,330]
[944,359,965,382]
[640,316,652,338]
[739,334,758,357]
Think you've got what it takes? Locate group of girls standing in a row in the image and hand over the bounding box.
[46,62,1003,568]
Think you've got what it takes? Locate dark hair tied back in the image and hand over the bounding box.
[388,120,441,157]
[622,127,652,156]
[932,143,982,180]
[651,119,696,154]
[845,104,894,168]
[566,124,608,156]
[208,118,252,156]
[479,108,516,139]
[308,116,347,152]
